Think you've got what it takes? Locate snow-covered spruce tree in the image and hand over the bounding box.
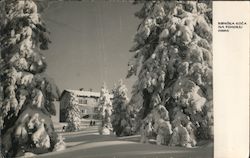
[127,1,212,147]
[98,83,113,135]
[0,0,61,157]
[111,80,135,136]
[53,134,66,152]
[65,93,81,132]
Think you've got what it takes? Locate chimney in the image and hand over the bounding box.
[79,88,84,91]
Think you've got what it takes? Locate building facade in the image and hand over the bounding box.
[60,89,112,122]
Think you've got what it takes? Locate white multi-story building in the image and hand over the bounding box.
[59,89,113,122]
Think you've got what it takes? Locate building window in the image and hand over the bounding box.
[94,107,99,113]
[79,98,87,104]
[82,109,87,114]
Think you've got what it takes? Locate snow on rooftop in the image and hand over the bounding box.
[65,89,100,98]
[64,89,113,98]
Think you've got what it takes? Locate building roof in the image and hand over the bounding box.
[64,89,100,98]
[61,89,114,99]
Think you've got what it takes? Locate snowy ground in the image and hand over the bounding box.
[35,126,213,158]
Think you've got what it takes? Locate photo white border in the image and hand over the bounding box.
[213,1,250,158]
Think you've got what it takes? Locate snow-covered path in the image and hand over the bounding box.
[37,127,213,158]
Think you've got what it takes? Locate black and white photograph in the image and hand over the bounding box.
[0,0,248,158]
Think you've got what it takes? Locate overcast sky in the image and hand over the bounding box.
[42,1,141,95]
